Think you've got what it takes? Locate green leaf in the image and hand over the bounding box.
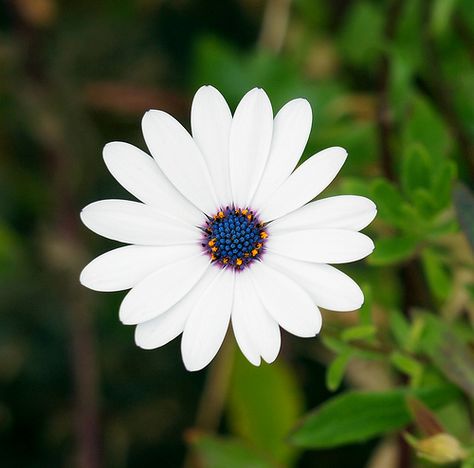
[338,1,383,69]
[401,144,432,199]
[358,284,373,326]
[390,309,411,349]
[371,179,412,228]
[454,183,474,251]
[403,95,452,162]
[390,351,424,387]
[421,249,452,301]
[289,386,458,448]
[228,353,303,464]
[326,352,351,392]
[431,160,457,211]
[190,434,274,468]
[369,235,419,265]
[341,325,376,342]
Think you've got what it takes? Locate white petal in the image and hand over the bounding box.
[102,142,202,225]
[232,273,280,365]
[265,252,364,311]
[259,147,347,221]
[270,195,377,234]
[266,229,375,264]
[134,267,220,349]
[119,254,209,325]
[80,244,199,292]
[142,110,218,214]
[80,200,199,245]
[191,86,232,206]
[252,99,312,207]
[181,269,235,371]
[229,88,273,207]
[249,261,321,337]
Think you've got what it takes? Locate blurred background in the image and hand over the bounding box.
[1,0,473,467]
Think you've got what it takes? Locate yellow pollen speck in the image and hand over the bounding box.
[251,249,258,257]
[208,238,216,247]
[211,246,218,252]
[218,211,225,218]
[247,214,252,221]
[244,253,250,257]
[260,231,268,239]
[236,258,243,266]
[256,242,263,249]
[223,257,229,264]
[241,209,248,215]
[211,254,217,261]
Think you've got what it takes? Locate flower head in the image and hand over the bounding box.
[80,86,376,371]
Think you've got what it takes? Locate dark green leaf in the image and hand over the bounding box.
[190,433,274,468]
[369,235,419,265]
[228,353,303,464]
[289,386,458,448]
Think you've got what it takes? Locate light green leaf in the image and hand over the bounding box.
[421,249,452,301]
[369,235,419,265]
[191,434,275,468]
[228,353,303,464]
[390,309,411,349]
[403,95,451,162]
[289,386,458,448]
[326,352,351,392]
[401,144,432,198]
[390,351,424,387]
[341,325,376,342]
[431,160,456,211]
[371,179,417,229]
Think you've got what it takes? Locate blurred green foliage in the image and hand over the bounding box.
[1,0,473,467]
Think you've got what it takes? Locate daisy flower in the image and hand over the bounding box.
[80,86,376,371]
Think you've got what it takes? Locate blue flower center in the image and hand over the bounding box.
[202,207,268,270]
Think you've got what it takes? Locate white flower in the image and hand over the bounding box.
[80,86,376,371]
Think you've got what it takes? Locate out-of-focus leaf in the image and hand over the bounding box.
[228,353,303,464]
[403,95,451,162]
[326,351,351,392]
[390,309,411,349]
[341,325,376,342]
[369,235,419,265]
[453,183,474,251]
[390,351,423,387]
[401,144,431,198]
[190,433,275,468]
[371,179,416,229]
[338,1,383,68]
[431,161,456,211]
[289,386,458,448]
[358,284,372,326]
[421,249,452,301]
[431,0,458,36]
[420,315,474,398]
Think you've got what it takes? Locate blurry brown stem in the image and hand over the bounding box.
[258,0,293,54]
